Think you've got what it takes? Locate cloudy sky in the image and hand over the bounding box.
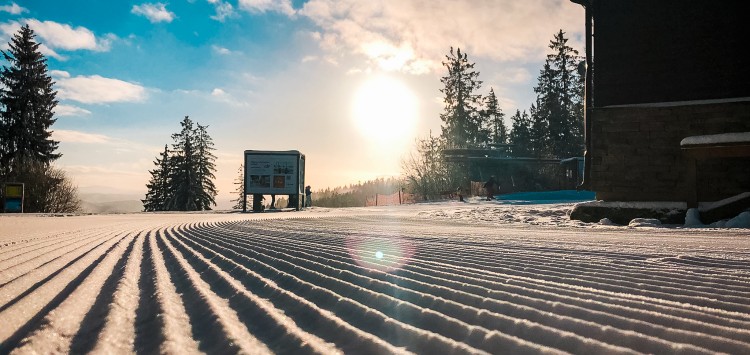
[1,0,583,208]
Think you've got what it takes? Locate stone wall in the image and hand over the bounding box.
[590,101,750,202]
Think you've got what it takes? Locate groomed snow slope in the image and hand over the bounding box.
[1,207,749,354]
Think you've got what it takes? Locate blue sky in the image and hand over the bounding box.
[1,0,583,208]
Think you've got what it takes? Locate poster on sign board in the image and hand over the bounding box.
[244,151,303,195]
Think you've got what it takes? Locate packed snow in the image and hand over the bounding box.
[680,132,750,147]
[1,201,749,354]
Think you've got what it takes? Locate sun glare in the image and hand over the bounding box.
[352,76,418,143]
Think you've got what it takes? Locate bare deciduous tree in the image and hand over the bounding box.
[402,132,453,201]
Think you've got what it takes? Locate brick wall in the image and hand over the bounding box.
[591,101,750,202]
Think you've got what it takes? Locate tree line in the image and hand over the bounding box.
[142,116,218,211]
[312,177,403,208]
[0,25,80,213]
[403,30,584,200]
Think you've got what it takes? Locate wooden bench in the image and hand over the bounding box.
[680,132,750,208]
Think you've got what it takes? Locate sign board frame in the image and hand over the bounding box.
[243,150,305,211]
[3,182,24,213]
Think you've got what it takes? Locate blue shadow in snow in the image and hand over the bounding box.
[495,190,595,205]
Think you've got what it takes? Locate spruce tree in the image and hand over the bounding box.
[439,47,483,149]
[142,144,171,211]
[509,110,532,157]
[528,101,549,157]
[194,123,217,210]
[0,24,60,177]
[145,116,218,212]
[482,88,507,145]
[533,30,584,158]
[166,116,200,211]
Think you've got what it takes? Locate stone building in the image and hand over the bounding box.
[571,0,750,203]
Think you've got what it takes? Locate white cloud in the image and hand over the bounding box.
[0,2,26,14]
[25,19,112,51]
[131,3,175,23]
[53,129,110,144]
[56,75,147,104]
[208,0,235,21]
[300,0,583,74]
[212,45,232,55]
[55,104,92,117]
[50,70,71,78]
[238,0,295,16]
[210,87,250,106]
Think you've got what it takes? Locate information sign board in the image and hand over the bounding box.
[244,150,305,195]
[3,183,24,213]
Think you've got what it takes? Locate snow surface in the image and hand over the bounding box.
[680,132,750,147]
[1,203,749,354]
[685,208,750,229]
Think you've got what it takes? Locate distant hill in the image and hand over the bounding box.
[79,193,143,214]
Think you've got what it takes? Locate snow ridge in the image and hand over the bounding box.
[1,213,749,354]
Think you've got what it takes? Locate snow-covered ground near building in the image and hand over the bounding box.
[1,202,749,354]
[417,192,750,229]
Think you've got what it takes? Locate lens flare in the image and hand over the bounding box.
[345,234,415,273]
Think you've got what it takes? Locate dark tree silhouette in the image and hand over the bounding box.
[0,25,80,213]
[439,47,483,149]
[481,88,507,145]
[0,24,60,176]
[194,123,217,210]
[142,144,171,211]
[144,116,218,211]
[533,30,584,158]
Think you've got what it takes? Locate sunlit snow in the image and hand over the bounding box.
[1,202,748,354]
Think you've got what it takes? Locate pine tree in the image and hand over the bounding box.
[533,30,584,158]
[0,24,60,177]
[194,123,217,210]
[145,116,218,212]
[231,164,245,210]
[166,116,200,211]
[528,101,548,157]
[509,110,532,157]
[482,88,507,145]
[439,47,483,149]
[142,144,171,211]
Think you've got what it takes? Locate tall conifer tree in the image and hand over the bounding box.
[166,116,199,211]
[145,116,218,212]
[0,24,60,177]
[533,30,584,158]
[510,110,532,157]
[481,88,507,145]
[194,123,217,210]
[142,144,171,211]
[439,47,483,149]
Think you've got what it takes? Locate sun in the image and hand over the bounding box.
[351,75,418,143]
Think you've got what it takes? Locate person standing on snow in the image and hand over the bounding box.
[304,185,312,207]
[483,176,497,201]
